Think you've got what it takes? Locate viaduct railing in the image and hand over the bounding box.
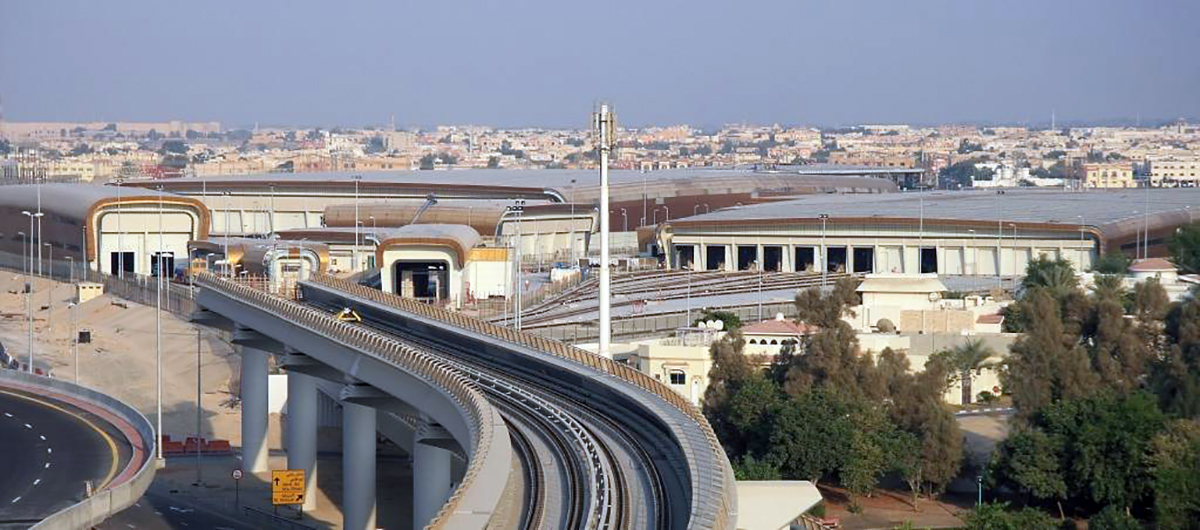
[305,272,738,529]
[193,272,509,529]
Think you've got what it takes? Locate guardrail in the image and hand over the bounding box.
[305,272,737,529]
[193,272,507,529]
[0,370,157,530]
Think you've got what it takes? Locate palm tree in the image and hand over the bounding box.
[1090,273,1126,302]
[1022,255,1079,298]
[948,339,997,405]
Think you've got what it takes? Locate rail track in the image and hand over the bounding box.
[301,284,649,529]
[506,270,855,327]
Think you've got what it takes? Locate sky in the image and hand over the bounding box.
[1,0,1198,129]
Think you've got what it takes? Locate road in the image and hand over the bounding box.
[0,388,130,529]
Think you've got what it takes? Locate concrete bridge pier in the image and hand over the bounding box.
[414,418,454,529]
[343,400,378,530]
[239,345,270,473]
[285,369,319,511]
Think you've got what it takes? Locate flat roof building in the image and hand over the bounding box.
[660,188,1200,277]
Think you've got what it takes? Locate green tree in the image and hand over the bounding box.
[1150,419,1200,529]
[1087,505,1140,530]
[1167,222,1200,274]
[766,388,854,485]
[693,309,742,331]
[1002,290,1099,418]
[486,156,501,169]
[1093,252,1132,274]
[734,454,781,480]
[1150,299,1200,417]
[932,339,997,405]
[989,428,1067,518]
[963,502,1059,530]
[1022,255,1079,299]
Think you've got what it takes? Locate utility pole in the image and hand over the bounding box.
[353,175,362,271]
[594,104,616,357]
[194,328,203,486]
[819,214,829,287]
[156,188,164,461]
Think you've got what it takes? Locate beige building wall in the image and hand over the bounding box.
[1149,156,1200,186]
[1082,162,1135,188]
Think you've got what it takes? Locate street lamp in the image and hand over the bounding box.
[1009,223,1018,280]
[1077,215,1085,271]
[69,301,78,383]
[619,208,627,232]
[21,211,42,373]
[819,214,830,287]
[967,229,976,276]
[155,187,165,461]
[352,175,362,271]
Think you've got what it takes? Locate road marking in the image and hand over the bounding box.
[39,435,45,441]
[46,447,51,454]
[24,423,32,429]
[10,496,20,503]
[0,390,120,489]
[33,479,40,486]
[3,412,11,417]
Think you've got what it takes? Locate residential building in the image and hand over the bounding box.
[1082,162,1135,188]
[1149,156,1200,187]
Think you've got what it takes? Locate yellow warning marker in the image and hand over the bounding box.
[336,307,362,322]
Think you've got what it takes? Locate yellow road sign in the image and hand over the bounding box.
[271,469,305,505]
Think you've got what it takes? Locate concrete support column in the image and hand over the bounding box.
[240,346,270,473]
[413,422,454,529]
[342,401,377,530]
[286,371,318,511]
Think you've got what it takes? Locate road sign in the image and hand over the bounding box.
[271,469,305,506]
[231,469,243,480]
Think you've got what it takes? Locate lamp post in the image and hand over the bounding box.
[352,175,362,271]
[662,205,669,223]
[370,215,377,269]
[21,211,42,373]
[69,301,79,382]
[223,192,231,277]
[1009,223,1018,281]
[156,187,164,461]
[620,208,627,232]
[594,104,616,357]
[43,242,52,332]
[819,214,829,287]
[570,178,577,265]
[115,177,124,277]
[1077,215,1085,272]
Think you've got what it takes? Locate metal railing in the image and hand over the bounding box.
[0,370,157,530]
[305,272,737,529]
[0,250,197,317]
[522,301,800,343]
[193,272,507,530]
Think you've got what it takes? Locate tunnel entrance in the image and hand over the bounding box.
[705,245,727,271]
[737,245,758,271]
[676,245,696,270]
[393,261,450,302]
[852,247,875,274]
[795,247,815,272]
[763,246,783,272]
[826,246,847,273]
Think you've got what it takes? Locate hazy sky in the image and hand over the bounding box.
[2,0,1198,129]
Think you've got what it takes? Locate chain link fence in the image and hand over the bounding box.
[0,250,197,317]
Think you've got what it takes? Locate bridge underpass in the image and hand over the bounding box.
[192,271,738,530]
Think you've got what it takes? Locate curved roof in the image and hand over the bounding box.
[375,224,482,266]
[322,200,597,235]
[119,168,897,205]
[670,187,1200,238]
[0,183,189,222]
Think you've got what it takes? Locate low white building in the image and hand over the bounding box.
[740,314,814,356]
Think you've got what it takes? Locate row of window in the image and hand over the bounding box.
[746,338,799,345]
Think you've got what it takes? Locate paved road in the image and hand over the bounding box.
[97,491,264,530]
[0,388,131,529]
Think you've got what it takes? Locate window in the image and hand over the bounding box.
[668,370,686,386]
[748,339,758,344]
[769,339,778,345]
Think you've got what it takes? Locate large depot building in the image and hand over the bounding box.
[659,188,1200,276]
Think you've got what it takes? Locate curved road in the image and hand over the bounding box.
[0,388,132,529]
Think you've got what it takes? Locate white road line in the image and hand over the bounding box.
[3,412,11,417]
[10,496,20,503]
[33,479,40,486]
[46,447,51,454]
[39,435,45,441]
[44,462,51,469]
[24,423,32,429]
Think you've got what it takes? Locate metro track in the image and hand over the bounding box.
[301,289,659,529]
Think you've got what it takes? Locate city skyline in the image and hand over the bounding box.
[2,0,1199,128]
